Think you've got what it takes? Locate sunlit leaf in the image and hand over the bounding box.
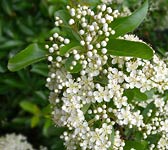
[31,116,40,128]
[20,101,41,115]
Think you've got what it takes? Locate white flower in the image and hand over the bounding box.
[0,134,34,150]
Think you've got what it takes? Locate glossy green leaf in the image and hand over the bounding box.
[123,89,134,102]
[134,88,148,101]
[60,42,81,56]
[124,140,148,150]
[65,55,82,73]
[8,43,47,72]
[124,88,148,102]
[107,39,154,60]
[31,116,40,128]
[20,101,41,115]
[110,0,148,38]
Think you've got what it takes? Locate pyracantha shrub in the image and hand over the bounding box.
[45,1,168,150]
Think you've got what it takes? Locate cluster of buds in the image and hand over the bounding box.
[46,2,168,150]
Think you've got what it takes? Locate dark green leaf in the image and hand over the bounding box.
[2,0,13,16]
[107,39,154,60]
[35,91,48,101]
[0,40,23,49]
[8,43,47,72]
[134,88,148,101]
[65,55,82,73]
[93,76,108,85]
[43,119,52,136]
[0,64,6,73]
[124,140,148,150]
[110,0,148,38]
[17,20,34,36]
[124,88,148,102]
[42,105,52,116]
[55,10,70,25]
[31,63,48,76]
[55,10,81,41]
[124,89,134,102]
[3,78,25,89]
[142,102,156,123]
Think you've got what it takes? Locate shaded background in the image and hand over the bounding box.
[0,0,168,149]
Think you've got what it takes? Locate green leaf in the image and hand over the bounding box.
[55,10,81,41]
[17,20,34,36]
[124,89,134,102]
[43,119,52,136]
[31,63,48,77]
[20,101,41,115]
[48,5,57,17]
[109,127,115,150]
[134,88,148,101]
[93,75,108,85]
[2,0,13,16]
[124,88,148,102]
[110,0,148,38]
[8,43,47,72]
[42,105,52,116]
[0,40,23,49]
[82,0,100,6]
[107,39,153,60]
[124,140,148,150]
[65,55,82,73]
[60,42,80,56]
[31,116,40,128]
[3,78,25,89]
[142,102,156,122]
[81,103,91,114]
[55,10,70,25]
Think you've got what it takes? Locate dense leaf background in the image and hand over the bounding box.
[0,0,168,149]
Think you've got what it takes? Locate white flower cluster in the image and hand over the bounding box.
[46,3,168,150]
[138,95,168,150]
[0,133,34,150]
[0,133,48,150]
